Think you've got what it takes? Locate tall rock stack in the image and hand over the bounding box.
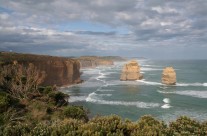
[162,67,176,85]
[120,60,143,81]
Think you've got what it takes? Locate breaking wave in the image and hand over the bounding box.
[161,104,172,109]
[136,80,162,85]
[141,68,162,71]
[163,98,170,103]
[86,92,160,108]
[69,96,87,103]
[158,90,207,98]
[176,83,207,87]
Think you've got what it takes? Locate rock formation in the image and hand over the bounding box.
[120,60,143,81]
[162,67,176,85]
[0,52,82,86]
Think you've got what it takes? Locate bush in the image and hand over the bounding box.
[2,123,30,136]
[51,119,83,136]
[131,115,167,136]
[80,115,126,136]
[30,123,51,136]
[41,86,53,94]
[0,63,45,100]
[169,116,203,135]
[48,91,69,106]
[0,92,11,112]
[63,106,88,121]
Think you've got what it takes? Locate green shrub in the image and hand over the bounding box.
[80,115,126,136]
[0,92,11,112]
[2,123,30,136]
[42,86,53,94]
[63,106,88,121]
[51,119,83,136]
[30,123,51,136]
[131,115,167,136]
[201,121,207,135]
[169,116,203,135]
[48,91,69,106]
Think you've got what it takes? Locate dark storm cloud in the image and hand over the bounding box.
[0,0,207,58]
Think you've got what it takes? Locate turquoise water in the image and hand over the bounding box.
[61,59,207,122]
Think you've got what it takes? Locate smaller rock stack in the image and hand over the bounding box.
[162,67,176,85]
[120,60,143,81]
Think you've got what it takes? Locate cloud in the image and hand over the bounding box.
[0,0,207,59]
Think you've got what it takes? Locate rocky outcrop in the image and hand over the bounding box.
[120,60,143,81]
[0,52,82,86]
[77,56,114,68]
[162,67,176,85]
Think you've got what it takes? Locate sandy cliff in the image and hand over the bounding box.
[0,52,81,86]
[77,56,114,68]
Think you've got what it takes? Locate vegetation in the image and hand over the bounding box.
[0,61,207,136]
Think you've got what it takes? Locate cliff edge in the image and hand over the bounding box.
[0,52,82,86]
[77,56,114,68]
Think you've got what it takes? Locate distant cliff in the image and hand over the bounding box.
[77,56,113,68]
[77,56,125,68]
[0,52,82,86]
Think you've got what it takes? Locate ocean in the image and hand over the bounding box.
[61,59,207,122]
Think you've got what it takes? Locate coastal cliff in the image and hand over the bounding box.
[0,52,81,86]
[77,56,114,68]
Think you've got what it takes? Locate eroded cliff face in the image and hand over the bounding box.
[77,56,114,68]
[0,52,81,86]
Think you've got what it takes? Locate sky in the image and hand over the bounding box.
[0,0,207,59]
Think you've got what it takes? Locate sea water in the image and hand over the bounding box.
[61,59,207,122]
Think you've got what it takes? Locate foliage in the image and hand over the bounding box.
[48,90,69,106]
[1,59,207,136]
[0,92,11,112]
[130,115,168,136]
[63,106,88,121]
[80,115,126,136]
[0,63,45,100]
[168,116,206,135]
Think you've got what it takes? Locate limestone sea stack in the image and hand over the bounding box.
[120,60,143,81]
[162,67,176,85]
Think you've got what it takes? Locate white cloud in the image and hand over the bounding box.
[0,0,207,59]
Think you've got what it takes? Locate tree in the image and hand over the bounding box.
[0,62,46,99]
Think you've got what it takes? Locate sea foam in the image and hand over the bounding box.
[158,90,207,98]
[86,92,160,108]
[137,80,162,85]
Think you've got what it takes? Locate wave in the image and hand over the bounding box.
[163,98,170,103]
[81,69,100,75]
[159,86,169,89]
[69,96,87,103]
[86,92,160,108]
[141,68,162,71]
[98,94,112,97]
[176,83,207,87]
[161,104,172,109]
[176,91,207,98]
[157,90,174,94]
[137,80,207,87]
[158,90,207,98]
[106,80,140,86]
[136,80,162,85]
[97,88,114,92]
